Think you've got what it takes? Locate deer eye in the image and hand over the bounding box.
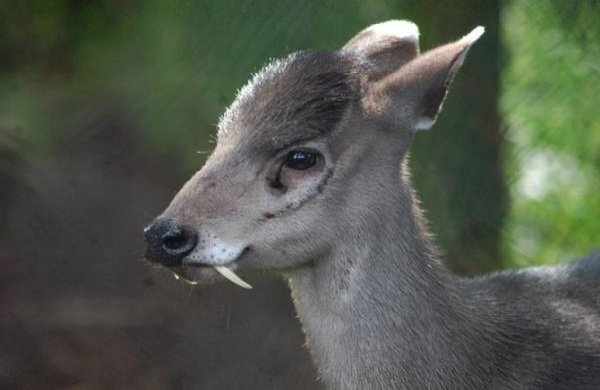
[284,150,317,170]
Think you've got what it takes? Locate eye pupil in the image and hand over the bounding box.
[286,150,316,170]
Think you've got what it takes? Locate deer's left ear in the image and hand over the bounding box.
[376,26,485,131]
[342,20,420,81]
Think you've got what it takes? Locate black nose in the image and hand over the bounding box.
[143,218,198,266]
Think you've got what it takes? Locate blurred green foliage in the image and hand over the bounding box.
[502,0,600,266]
[1,0,403,167]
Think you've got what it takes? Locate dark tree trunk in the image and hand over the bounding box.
[407,0,507,274]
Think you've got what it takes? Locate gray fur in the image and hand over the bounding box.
[150,21,600,389]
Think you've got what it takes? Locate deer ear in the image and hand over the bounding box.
[378,26,485,131]
[342,20,420,81]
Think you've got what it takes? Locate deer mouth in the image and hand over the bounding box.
[172,247,253,289]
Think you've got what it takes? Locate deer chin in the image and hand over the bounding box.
[172,246,253,289]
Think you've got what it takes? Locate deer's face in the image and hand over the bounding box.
[144,52,366,287]
[143,21,483,287]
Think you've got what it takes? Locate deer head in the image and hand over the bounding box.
[143,20,484,288]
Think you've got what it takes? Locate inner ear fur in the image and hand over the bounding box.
[371,26,485,131]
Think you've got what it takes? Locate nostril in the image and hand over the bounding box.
[162,229,186,250]
[161,227,195,253]
[144,218,198,266]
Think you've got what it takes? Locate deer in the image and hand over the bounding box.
[143,20,600,389]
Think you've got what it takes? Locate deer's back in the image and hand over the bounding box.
[464,251,600,389]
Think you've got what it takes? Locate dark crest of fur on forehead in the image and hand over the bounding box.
[218,50,363,149]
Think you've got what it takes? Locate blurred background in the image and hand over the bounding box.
[1,0,599,388]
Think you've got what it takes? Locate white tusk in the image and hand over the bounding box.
[171,270,198,285]
[214,266,252,289]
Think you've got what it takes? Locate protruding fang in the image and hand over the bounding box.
[214,266,253,289]
[171,270,198,285]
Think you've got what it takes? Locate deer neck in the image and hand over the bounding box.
[287,162,490,389]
